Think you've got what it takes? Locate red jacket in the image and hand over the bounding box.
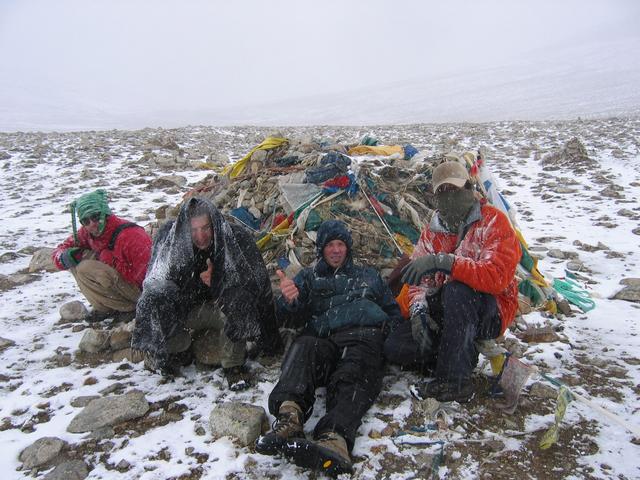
[405,203,521,334]
[52,215,152,289]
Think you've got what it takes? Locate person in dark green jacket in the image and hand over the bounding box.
[256,220,401,477]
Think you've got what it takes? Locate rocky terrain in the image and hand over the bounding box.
[0,117,639,479]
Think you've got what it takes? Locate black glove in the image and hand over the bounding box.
[410,304,440,356]
[58,247,81,270]
[401,253,454,285]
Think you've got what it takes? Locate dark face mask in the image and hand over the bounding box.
[435,188,476,231]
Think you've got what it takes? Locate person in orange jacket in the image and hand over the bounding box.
[384,161,521,402]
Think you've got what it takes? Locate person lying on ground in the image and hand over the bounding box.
[131,197,281,388]
[255,219,402,477]
[384,161,521,403]
[52,188,151,323]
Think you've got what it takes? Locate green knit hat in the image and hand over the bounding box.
[71,189,111,241]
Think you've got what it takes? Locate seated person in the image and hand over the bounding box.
[256,220,401,477]
[52,189,151,322]
[384,161,521,402]
[131,197,280,387]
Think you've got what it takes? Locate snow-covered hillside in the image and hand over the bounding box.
[0,118,639,479]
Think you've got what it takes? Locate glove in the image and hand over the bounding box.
[58,247,82,270]
[401,253,454,285]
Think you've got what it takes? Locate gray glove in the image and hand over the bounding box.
[401,253,454,285]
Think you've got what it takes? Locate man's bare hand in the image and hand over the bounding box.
[200,258,213,287]
[276,269,299,304]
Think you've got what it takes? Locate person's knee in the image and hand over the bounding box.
[442,281,477,312]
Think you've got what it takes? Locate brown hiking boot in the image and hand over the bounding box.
[282,430,353,477]
[255,401,304,456]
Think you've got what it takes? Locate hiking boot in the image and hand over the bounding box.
[223,365,252,391]
[282,431,353,477]
[85,308,115,323]
[415,378,475,403]
[255,400,304,456]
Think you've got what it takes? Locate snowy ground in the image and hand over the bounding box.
[0,118,639,479]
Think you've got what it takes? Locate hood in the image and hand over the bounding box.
[315,219,353,260]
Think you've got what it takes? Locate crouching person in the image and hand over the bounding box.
[131,197,280,385]
[51,189,151,322]
[256,220,402,477]
[384,161,521,402]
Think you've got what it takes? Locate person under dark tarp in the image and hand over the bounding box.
[131,197,281,388]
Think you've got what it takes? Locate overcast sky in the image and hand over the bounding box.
[1,0,639,129]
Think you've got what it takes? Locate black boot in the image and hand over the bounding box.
[415,378,475,403]
[255,401,304,456]
[282,431,353,477]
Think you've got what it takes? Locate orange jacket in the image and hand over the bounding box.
[398,203,521,334]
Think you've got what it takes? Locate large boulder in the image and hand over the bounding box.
[29,248,57,273]
[209,402,267,446]
[19,436,67,469]
[67,390,149,433]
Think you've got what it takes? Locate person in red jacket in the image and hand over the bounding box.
[384,161,521,402]
[52,189,152,322]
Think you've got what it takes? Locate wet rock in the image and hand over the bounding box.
[29,248,57,273]
[19,436,67,469]
[78,329,110,353]
[109,321,134,351]
[60,301,88,323]
[528,382,557,400]
[112,348,136,363]
[209,402,267,447]
[150,175,187,189]
[517,326,560,343]
[612,286,640,303]
[42,460,88,480]
[67,390,149,433]
[0,337,16,351]
[70,396,100,408]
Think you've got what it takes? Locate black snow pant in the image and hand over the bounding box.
[268,327,385,451]
[384,281,501,384]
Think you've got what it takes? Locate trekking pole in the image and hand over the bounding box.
[358,179,404,256]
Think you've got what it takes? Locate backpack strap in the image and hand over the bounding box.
[108,223,141,250]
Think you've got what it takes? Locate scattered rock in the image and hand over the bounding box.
[78,329,110,353]
[612,286,640,303]
[29,248,57,273]
[19,436,67,469]
[529,382,557,400]
[42,460,88,480]
[149,175,187,189]
[109,321,134,350]
[517,326,560,344]
[59,301,88,323]
[0,337,16,351]
[70,396,100,408]
[67,390,149,433]
[208,402,267,447]
[619,278,640,287]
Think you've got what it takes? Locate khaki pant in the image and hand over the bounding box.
[71,258,140,313]
[184,300,246,368]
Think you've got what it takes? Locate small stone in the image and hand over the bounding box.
[368,429,382,439]
[19,436,66,469]
[70,396,100,408]
[60,301,88,322]
[29,248,57,273]
[547,249,566,259]
[42,460,88,480]
[528,382,557,400]
[0,337,16,351]
[67,390,149,433]
[78,329,110,353]
[517,326,560,343]
[209,402,266,446]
